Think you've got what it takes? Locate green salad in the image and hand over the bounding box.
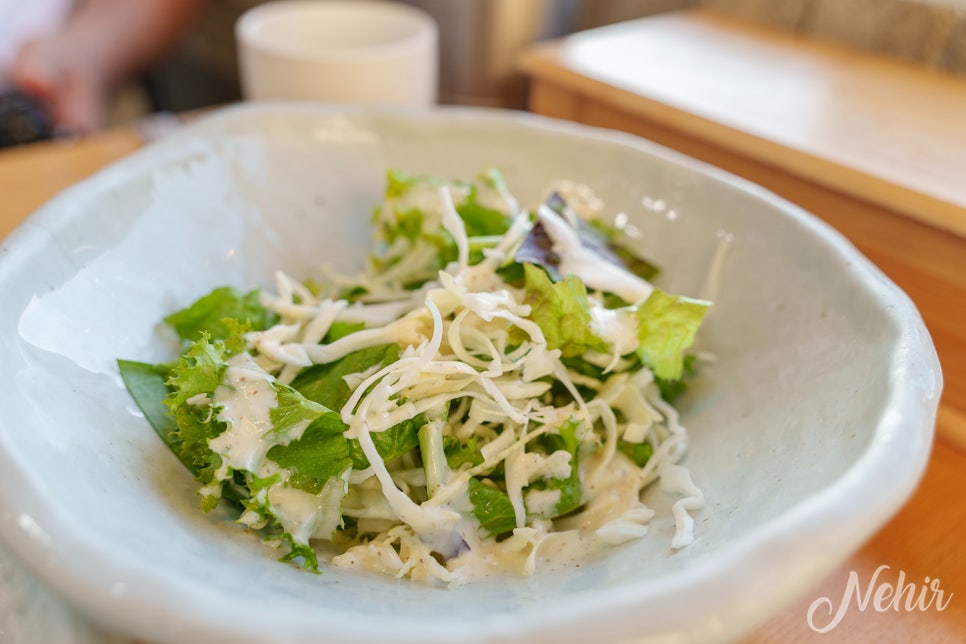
[119,170,709,585]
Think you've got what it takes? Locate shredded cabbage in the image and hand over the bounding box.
[118,169,711,586]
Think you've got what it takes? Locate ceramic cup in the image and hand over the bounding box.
[236,0,438,107]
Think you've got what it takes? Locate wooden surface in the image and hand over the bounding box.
[748,440,966,642]
[0,110,964,642]
[518,8,966,642]
[0,129,143,240]
[519,9,966,240]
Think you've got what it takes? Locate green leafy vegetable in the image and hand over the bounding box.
[617,440,654,468]
[159,335,236,484]
[635,289,710,380]
[117,359,180,457]
[384,168,435,199]
[168,401,226,483]
[390,208,424,242]
[291,343,423,467]
[520,263,609,358]
[279,534,321,574]
[163,335,229,409]
[323,321,366,342]
[163,287,277,342]
[292,344,400,411]
[529,418,583,517]
[467,478,517,536]
[117,169,710,582]
[610,243,660,282]
[457,200,511,238]
[267,413,352,494]
[347,415,423,469]
[444,435,484,470]
[269,383,329,437]
[655,354,698,402]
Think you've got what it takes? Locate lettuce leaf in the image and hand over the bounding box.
[514,221,560,281]
[117,359,180,459]
[379,170,511,271]
[160,335,237,485]
[163,335,228,409]
[389,208,424,243]
[324,321,366,342]
[267,412,352,494]
[529,418,583,517]
[118,357,257,508]
[635,289,710,381]
[347,414,424,469]
[655,353,698,402]
[609,242,660,283]
[288,343,422,469]
[444,435,484,470]
[291,343,400,411]
[457,182,512,237]
[269,383,329,437]
[279,536,320,573]
[163,287,277,342]
[515,194,661,289]
[617,440,654,468]
[520,263,609,358]
[467,478,517,536]
[384,168,438,199]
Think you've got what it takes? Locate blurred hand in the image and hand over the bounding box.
[10,36,107,133]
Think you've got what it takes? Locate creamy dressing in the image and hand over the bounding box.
[524,488,562,517]
[537,204,654,305]
[209,353,280,480]
[174,174,707,585]
[207,353,354,545]
[441,454,664,583]
[590,306,639,354]
[268,482,334,544]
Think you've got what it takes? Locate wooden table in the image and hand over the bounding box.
[0,41,966,642]
[520,8,966,642]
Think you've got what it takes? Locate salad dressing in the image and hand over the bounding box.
[210,353,280,480]
[123,170,709,586]
[536,204,654,305]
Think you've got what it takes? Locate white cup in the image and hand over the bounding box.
[236,0,438,107]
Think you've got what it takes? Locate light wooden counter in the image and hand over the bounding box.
[520,8,966,239]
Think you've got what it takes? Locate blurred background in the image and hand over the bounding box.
[151,0,966,113]
[2,0,966,142]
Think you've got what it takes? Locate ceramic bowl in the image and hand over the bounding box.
[0,104,941,643]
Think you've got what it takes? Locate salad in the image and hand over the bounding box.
[119,170,710,585]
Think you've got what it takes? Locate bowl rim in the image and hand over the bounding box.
[0,102,941,644]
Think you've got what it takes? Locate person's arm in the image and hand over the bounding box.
[10,0,204,132]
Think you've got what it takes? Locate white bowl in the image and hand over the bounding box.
[0,104,941,643]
